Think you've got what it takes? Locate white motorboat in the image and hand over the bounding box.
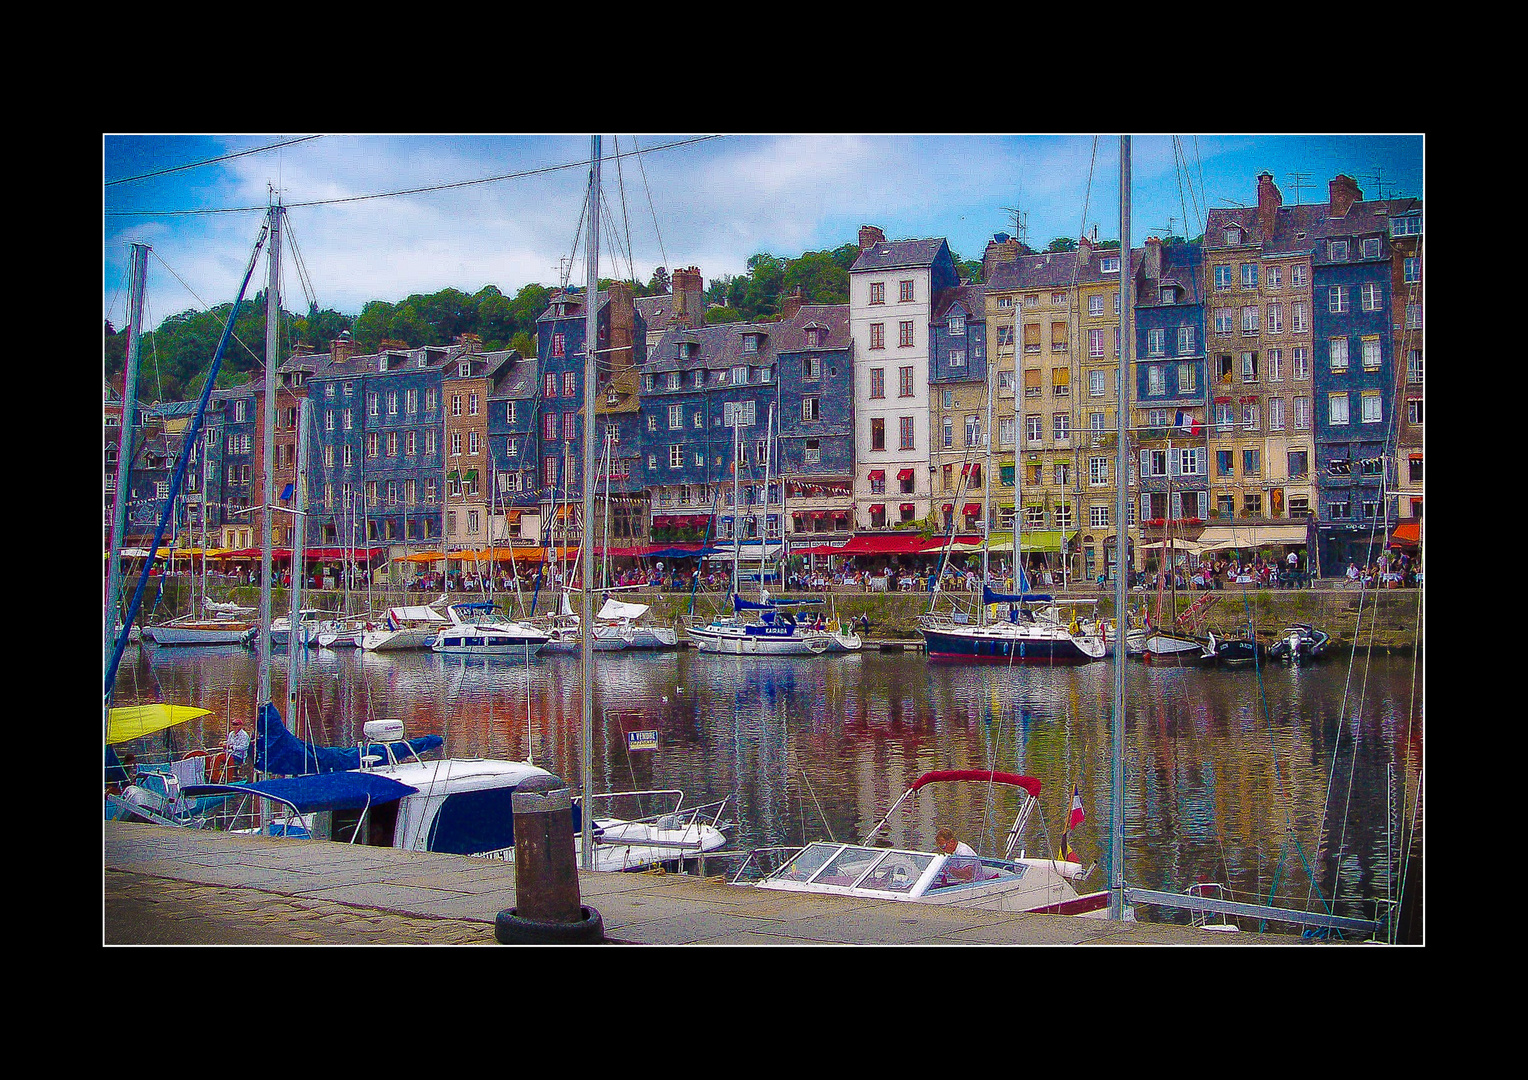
[145,611,256,646]
[431,602,549,656]
[743,769,1111,916]
[595,597,677,649]
[359,604,451,651]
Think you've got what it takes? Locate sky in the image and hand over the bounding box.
[103,133,1424,332]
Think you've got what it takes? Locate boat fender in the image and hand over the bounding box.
[494,905,604,945]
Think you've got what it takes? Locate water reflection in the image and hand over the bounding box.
[111,640,1422,933]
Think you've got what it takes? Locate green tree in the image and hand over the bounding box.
[784,250,849,305]
[1046,237,1077,253]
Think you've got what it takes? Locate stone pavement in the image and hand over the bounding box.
[104,821,1297,946]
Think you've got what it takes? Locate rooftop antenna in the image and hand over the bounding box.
[1285,171,1313,205]
[1149,216,1178,239]
[1000,206,1030,247]
[1362,167,1394,201]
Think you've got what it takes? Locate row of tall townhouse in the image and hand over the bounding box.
[104,173,1420,579]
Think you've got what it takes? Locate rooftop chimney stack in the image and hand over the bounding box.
[1328,174,1362,218]
[858,224,886,252]
[1256,171,1283,235]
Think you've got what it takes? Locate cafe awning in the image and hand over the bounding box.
[1389,522,1421,547]
[1196,524,1309,551]
[839,534,931,555]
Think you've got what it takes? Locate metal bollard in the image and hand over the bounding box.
[495,773,603,944]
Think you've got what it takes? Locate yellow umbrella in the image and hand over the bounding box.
[106,704,212,745]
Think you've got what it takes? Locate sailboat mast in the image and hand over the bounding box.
[286,398,310,729]
[258,203,283,718]
[579,134,601,872]
[1110,135,1131,921]
[760,404,774,599]
[105,242,148,704]
[982,316,994,623]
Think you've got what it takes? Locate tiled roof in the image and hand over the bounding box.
[850,236,949,273]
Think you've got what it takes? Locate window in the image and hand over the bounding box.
[468,393,479,416]
[668,403,683,430]
[1089,328,1106,358]
[1269,397,1285,431]
[387,391,399,415]
[563,371,576,397]
[1241,263,1258,288]
[1329,338,1349,373]
[999,417,1015,447]
[1242,449,1261,477]
[1329,393,1350,426]
[948,314,965,335]
[406,430,418,456]
[1288,450,1308,478]
[1241,306,1260,334]
[899,416,914,450]
[1055,462,1071,485]
[1147,365,1164,396]
[805,439,821,464]
[1242,352,1259,382]
[942,389,954,408]
[669,445,683,468]
[871,418,885,451]
[366,432,379,458]
[1408,398,1423,425]
[899,280,914,302]
[1406,303,1422,330]
[1404,257,1420,284]
[1266,304,1283,334]
[948,348,966,368]
[1361,390,1383,424]
[451,394,462,417]
[1391,214,1422,237]
[803,397,820,421]
[1090,370,1107,397]
[870,282,885,305]
[1215,265,1233,291]
[468,431,480,455]
[1329,240,1349,262]
[1361,282,1382,311]
[366,393,378,418]
[1089,457,1110,486]
[1177,325,1196,355]
[1179,447,1201,476]
[1362,337,1382,371]
[1052,367,1070,397]
[1148,328,1166,356]
[1292,303,1307,334]
[563,412,577,440]
[899,321,914,348]
[965,414,981,448]
[1053,412,1070,441]
[942,416,953,449]
[1328,285,1349,314]
[1214,309,1234,335]
[870,368,885,398]
[1242,402,1260,430]
[899,366,914,397]
[725,400,757,428]
[1089,295,1104,317]
[1362,237,1382,259]
[1026,415,1042,443]
[1293,347,1310,380]
[1101,256,1121,273]
[805,357,821,380]
[1291,264,1307,288]
[870,323,885,350]
[1294,398,1310,431]
[1267,266,1282,289]
[1267,349,1283,382]
[1407,350,1423,384]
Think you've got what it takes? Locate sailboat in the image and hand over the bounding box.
[145,454,256,646]
[686,408,851,655]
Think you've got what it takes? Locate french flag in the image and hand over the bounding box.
[1068,786,1085,830]
[1174,409,1201,436]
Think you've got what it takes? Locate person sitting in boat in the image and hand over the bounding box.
[935,827,980,882]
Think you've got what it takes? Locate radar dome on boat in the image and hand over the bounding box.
[364,719,406,742]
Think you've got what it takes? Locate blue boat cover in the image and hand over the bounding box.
[732,593,825,610]
[253,703,443,776]
[184,771,418,813]
[982,584,1053,606]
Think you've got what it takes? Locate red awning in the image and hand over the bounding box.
[963,503,981,516]
[899,503,914,512]
[1389,522,1421,546]
[868,469,885,481]
[897,468,914,481]
[839,534,933,555]
[941,503,954,512]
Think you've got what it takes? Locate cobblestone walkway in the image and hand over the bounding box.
[104,870,496,946]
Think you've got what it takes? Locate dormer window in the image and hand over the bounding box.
[741,333,761,353]
[1329,240,1348,262]
[459,362,470,377]
[1100,256,1121,273]
[1160,286,1177,304]
[1224,226,1243,246]
[948,314,966,335]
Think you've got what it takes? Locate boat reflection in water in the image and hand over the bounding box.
[112,642,1422,937]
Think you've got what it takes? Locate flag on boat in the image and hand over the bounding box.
[1059,833,1079,863]
[1068,786,1085,830]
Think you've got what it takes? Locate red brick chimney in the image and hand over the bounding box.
[455,332,482,353]
[1328,174,1362,218]
[858,225,886,252]
[1144,236,1163,281]
[1257,171,1282,235]
[671,266,704,328]
[780,288,806,321]
[606,281,635,371]
[330,333,360,364]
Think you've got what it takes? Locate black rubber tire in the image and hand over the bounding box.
[494,906,604,945]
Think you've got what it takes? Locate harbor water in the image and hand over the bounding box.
[109,640,1423,937]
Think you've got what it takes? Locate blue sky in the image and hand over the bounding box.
[103,134,1424,331]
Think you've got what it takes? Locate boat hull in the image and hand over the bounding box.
[921,626,1103,664]
[145,622,252,646]
[687,624,830,656]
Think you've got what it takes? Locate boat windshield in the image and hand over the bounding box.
[772,842,935,894]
